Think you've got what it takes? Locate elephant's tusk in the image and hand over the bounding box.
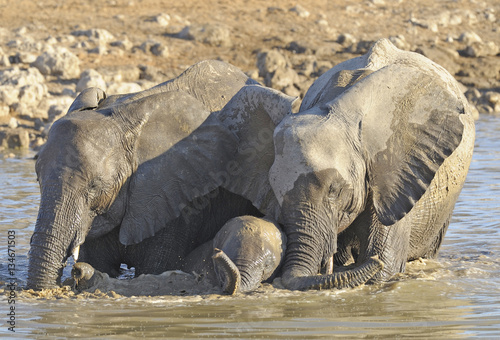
[72,245,80,262]
[326,256,334,275]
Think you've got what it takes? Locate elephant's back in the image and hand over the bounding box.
[407,112,475,259]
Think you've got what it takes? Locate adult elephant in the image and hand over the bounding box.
[27,60,270,290]
[269,39,475,289]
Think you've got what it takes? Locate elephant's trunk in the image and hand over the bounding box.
[281,219,384,290]
[212,248,241,294]
[27,187,84,290]
[282,256,384,290]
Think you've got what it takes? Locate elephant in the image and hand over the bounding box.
[27,60,270,290]
[72,215,286,295]
[269,38,475,289]
[184,215,286,294]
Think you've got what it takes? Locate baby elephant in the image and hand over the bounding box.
[72,216,286,295]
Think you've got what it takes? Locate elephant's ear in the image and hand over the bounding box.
[87,91,210,240]
[119,85,295,245]
[352,64,465,226]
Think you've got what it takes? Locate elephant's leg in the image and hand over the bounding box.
[349,201,412,283]
[79,227,125,278]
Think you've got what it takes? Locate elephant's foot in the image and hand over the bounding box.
[72,262,105,291]
[212,248,241,295]
[283,256,384,290]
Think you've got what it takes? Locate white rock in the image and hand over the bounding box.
[0,67,45,87]
[32,47,81,79]
[15,52,37,64]
[154,13,171,27]
[76,69,107,93]
[459,31,482,44]
[290,5,310,18]
[0,86,20,106]
[257,50,288,77]
[106,82,142,95]
[0,103,10,117]
[18,83,48,106]
[110,38,133,50]
[8,117,18,129]
[71,28,116,45]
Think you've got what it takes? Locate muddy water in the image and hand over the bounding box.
[1,115,500,338]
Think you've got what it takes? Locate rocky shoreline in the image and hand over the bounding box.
[1,0,499,154]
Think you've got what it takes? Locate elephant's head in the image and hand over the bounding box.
[27,60,256,290]
[269,39,468,290]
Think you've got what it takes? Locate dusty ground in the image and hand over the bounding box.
[0,0,499,151]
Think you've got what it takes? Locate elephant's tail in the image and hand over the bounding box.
[212,248,241,295]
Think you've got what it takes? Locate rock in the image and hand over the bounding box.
[39,96,77,122]
[152,13,171,27]
[178,24,231,47]
[88,44,108,55]
[257,50,288,78]
[0,129,30,149]
[465,88,481,104]
[463,41,499,58]
[32,46,80,79]
[110,38,133,51]
[13,51,37,64]
[0,66,45,87]
[458,31,482,45]
[337,33,357,46]
[0,103,9,117]
[97,65,141,83]
[389,35,410,50]
[296,57,317,77]
[8,117,18,129]
[483,91,500,113]
[0,86,20,106]
[18,83,48,107]
[139,40,169,57]
[286,41,312,54]
[417,45,460,75]
[139,65,170,82]
[76,69,107,93]
[289,5,310,18]
[106,82,142,95]
[484,10,496,23]
[266,67,300,89]
[71,28,116,45]
[0,54,10,67]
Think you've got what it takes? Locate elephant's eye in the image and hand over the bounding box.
[87,179,102,206]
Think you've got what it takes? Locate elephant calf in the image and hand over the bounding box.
[72,216,286,295]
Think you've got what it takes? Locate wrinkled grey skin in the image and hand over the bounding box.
[27,60,262,290]
[184,215,286,294]
[269,39,475,290]
[72,215,286,295]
